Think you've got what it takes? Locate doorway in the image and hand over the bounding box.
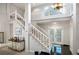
[49,28,63,44]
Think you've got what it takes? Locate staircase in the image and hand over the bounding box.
[9,10,25,37]
[31,24,52,50]
[10,10,52,51]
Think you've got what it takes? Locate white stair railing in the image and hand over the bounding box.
[10,10,25,29]
[10,10,52,50]
[9,10,25,40]
[31,24,52,49]
[16,19,25,29]
[34,24,48,36]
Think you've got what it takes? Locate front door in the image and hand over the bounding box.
[49,28,63,44]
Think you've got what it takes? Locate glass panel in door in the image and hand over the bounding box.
[54,29,62,43]
[50,28,62,43]
[50,29,54,41]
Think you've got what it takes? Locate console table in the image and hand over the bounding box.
[8,39,25,52]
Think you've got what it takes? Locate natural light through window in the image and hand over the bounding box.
[44,3,64,16]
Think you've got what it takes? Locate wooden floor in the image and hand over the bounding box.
[61,45,72,55]
[0,45,72,55]
[35,45,72,55]
[0,47,34,55]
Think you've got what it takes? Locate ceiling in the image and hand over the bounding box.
[13,3,28,11]
[13,3,56,10]
[31,3,53,9]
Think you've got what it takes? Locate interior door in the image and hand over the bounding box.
[50,29,54,42]
[54,29,62,43]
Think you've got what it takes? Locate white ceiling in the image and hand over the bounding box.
[31,3,43,8]
[13,3,27,11]
[13,3,54,10]
[31,3,53,9]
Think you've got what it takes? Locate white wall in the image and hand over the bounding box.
[7,3,25,37]
[12,21,24,38]
[70,20,74,53]
[76,3,79,54]
[0,3,25,43]
[7,3,24,17]
[0,3,8,43]
[24,4,28,52]
[70,3,79,54]
[37,20,71,45]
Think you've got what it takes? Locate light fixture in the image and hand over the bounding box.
[54,3,63,10]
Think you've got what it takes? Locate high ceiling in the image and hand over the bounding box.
[13,3,28,11]
[31,3,53,9]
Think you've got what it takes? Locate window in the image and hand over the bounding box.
[44,3,63,16]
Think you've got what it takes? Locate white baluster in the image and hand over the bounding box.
[31,24,52,49]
